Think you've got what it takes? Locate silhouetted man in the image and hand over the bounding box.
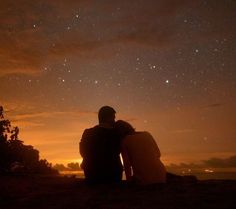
[79,106,123,184]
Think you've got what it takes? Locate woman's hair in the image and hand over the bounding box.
[114,120,135,138]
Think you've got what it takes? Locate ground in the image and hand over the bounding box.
[0,175,235,209]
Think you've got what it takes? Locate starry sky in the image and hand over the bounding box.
[0,0,236,166]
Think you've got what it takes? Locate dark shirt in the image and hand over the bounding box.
[80,125,123,183]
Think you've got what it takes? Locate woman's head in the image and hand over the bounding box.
[114,120,135,138]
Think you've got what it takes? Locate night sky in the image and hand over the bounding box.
[0,0,236,166]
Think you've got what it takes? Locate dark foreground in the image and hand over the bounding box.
[0,175,235,209]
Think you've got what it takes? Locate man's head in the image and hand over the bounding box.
[98,106,116,126]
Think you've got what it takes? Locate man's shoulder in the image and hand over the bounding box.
[83,126,98,133]
[82,125,99,137]
[82,125,118,140]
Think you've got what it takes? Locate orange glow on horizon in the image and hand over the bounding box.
[3,103,234,166]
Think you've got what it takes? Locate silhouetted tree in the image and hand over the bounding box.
[67,162,81,171]
[53,164,68,171]
[0,106,58,175]
[35,159,58,174]
[0,106,13,170]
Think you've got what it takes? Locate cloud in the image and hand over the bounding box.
[12,110,96,121]
[203,156,236,168]
[0,101,96,130]
[49,0,196,53]
[202,103,224,109]
[9,110,96,130]
[166,155,236,170]
[1,0,234,78]
[11,120,45,128]
[0,0,195,76]
[166,162,202,169]
[0,0,66,76]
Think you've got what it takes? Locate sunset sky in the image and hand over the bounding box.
[0,0,235,166]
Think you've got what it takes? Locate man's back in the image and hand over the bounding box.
[80,125,122,183]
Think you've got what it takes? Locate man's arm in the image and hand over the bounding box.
[79,129,89,158]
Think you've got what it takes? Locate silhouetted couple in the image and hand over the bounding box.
[79,106,166,185]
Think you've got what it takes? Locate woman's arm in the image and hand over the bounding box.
[121,144,132,181]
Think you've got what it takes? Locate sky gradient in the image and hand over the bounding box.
[0,0,236,166]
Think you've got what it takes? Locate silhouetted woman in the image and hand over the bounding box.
[115,120,166,185]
